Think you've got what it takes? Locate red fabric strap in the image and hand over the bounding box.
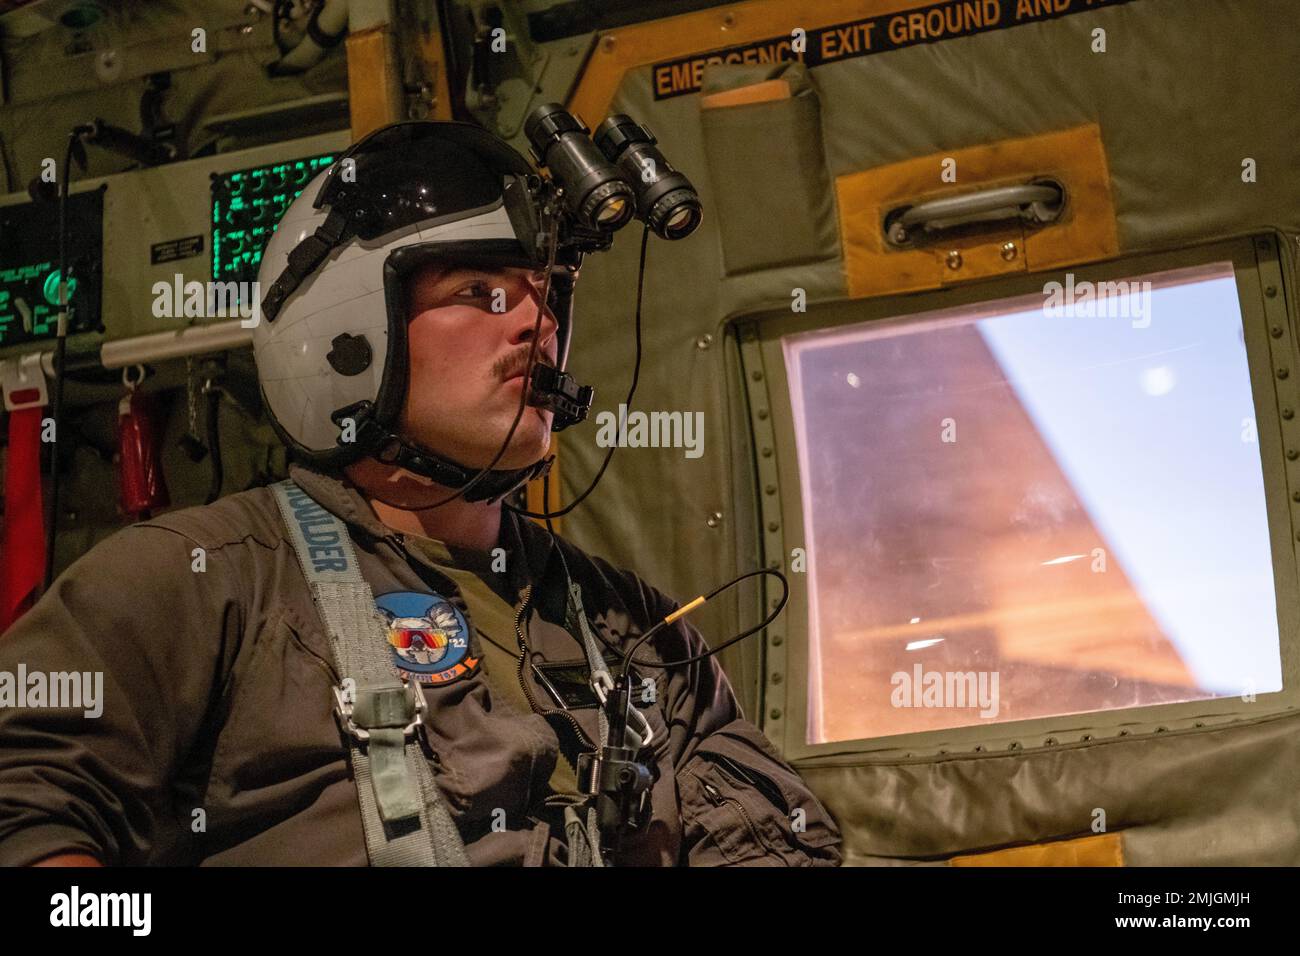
[1,407,46,634]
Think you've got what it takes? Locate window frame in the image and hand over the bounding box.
[736,235,1300,762]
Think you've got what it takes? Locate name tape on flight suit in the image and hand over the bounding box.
[281,483,356,578]
[651,0,1140,99]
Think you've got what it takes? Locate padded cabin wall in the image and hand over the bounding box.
[814,0,1300,252]
[801,709,1300,866]
[558,0,1300,862]
[0,12,348,192]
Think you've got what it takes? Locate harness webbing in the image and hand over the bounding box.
[272,479,469,867]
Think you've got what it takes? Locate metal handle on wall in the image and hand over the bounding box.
[884,180,1066,248]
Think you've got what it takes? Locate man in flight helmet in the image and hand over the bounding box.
[254,120,573,509]
[0,121,842,868]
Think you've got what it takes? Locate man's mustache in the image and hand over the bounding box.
[495,346,556,380]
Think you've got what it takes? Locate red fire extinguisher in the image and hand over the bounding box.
[117,365,170,518]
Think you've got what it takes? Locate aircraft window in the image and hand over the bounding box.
[782,262,1283,744]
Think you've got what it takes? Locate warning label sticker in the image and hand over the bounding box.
[652,0,1138,99]
[150,235,204,265]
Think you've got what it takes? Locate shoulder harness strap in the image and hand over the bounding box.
[271,479,469,867]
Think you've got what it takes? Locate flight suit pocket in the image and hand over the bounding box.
[679,755,784,865]
[677,720,842,866]
[204,606,350,842]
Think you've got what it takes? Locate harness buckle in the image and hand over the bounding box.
[590,670,614,706]
[333,679,426,743]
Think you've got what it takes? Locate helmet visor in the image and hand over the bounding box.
[314,121,535,242]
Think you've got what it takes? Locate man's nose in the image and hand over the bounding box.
[508,286,558,356]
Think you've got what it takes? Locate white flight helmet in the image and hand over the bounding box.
[252,121,578,502]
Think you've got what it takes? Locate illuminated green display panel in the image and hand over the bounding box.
[210,153,336,287]
[0,190,103,350]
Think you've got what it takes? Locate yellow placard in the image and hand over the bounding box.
[835,124,1119,298]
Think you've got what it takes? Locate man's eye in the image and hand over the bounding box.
[453,281,493,299]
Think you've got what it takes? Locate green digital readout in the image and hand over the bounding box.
[0,187,103,350]
[0,264,62,341]
[211,153,336,288]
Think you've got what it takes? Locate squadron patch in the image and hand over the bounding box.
[375,590,479,686]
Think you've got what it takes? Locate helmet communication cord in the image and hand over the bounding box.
[594,564,790,862]
[537,496,791,861]
[506,223,650,522]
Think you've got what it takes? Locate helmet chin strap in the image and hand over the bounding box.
[369,426,553,505]
[329,399,553,505]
